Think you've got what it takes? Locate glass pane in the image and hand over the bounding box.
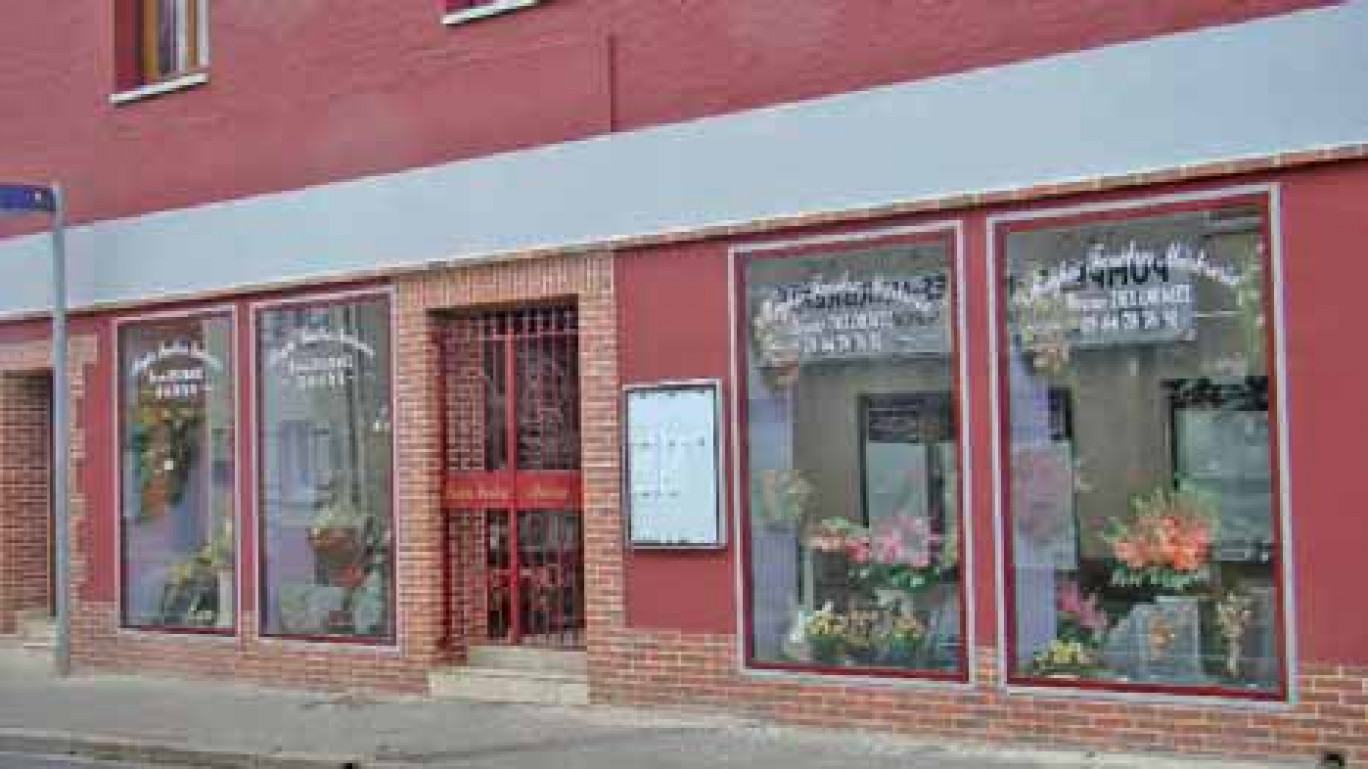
[258,297,394,640]
[1002,203,1282,692]
[743,238,964,675]
[120,314,235,630]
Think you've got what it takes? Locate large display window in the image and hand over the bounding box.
[257,295,395,641]
[119,312,236,632]
[740,230,966,678]
[998,197,1286,696]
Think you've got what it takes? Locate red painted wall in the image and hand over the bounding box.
[0,0,1334,234]
[1277,161,1368,666]
[616,242,737,632]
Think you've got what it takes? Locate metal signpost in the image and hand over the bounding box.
[0,182,70,676]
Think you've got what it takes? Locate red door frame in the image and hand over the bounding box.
[439,306,583,648]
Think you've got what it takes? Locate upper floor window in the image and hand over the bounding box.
[140,0,209,84]
[112,0,210,101]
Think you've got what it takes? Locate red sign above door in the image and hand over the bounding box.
[444,470,581,510]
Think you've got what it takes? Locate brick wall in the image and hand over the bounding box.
[439,323,492,645]
[0,369,52,633]
[592,631,1368,763]
[393,251,621,664]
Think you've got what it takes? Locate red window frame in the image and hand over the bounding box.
[252,291,399,645]
[115,307,239,637]
[992,190,1290,700]
[734,223,971,682]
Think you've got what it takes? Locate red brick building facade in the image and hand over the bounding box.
[2,1,1367,764]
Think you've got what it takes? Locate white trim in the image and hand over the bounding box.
[197,0,211,69]
[110,303,241,638]
[114,627,238,644]
[740,665,978,692]
[442,0,540,27]
[951,220,975,683]
[1267,183,1299,705]
[728,220,974,683]
[984,182,1294,700]
[246,286,403,648]
[109,71,209,106]
[1002,682,1294,711]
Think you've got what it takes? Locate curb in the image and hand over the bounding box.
[0,728,366,768]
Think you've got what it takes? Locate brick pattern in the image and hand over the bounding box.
[0,338,90,637]
[440,327,492,645]
[593,631,1368,763]
[392,252,620,666]
[0,372,52,633]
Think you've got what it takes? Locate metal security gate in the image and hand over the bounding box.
[438,306,584,649]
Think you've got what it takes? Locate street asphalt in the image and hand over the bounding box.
[0,754,146,769]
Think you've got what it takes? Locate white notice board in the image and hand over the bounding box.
[625,381,724,547]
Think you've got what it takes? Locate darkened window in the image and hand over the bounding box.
[257,295,395,641]
[137,0,208,84]
[999,199,1286,696]
[119,312,236,632]
[741,232,967,678]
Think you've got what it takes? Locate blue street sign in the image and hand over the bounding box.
[0,184,56,214]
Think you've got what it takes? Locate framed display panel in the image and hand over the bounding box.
[624,380,725,548]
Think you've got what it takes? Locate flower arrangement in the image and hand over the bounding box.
[1107,487,1217,593]
[798,602,928,666]
[1055,579,1109,646]
[1029,639,1103,678]
[750,298,803,388]
[802,603,849,663]
[1011,291,1075,377]
[128,400,203,520]
[308,499,371,555]
[879,613,928,664]
[808,514,944,594]
[1215,591,1254,678]
[753,469,815,528]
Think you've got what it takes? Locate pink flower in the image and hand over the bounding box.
[873,529,906,564]
[1057,580,1084,615]
[844,536,872,564]
[1056,579,1108,633]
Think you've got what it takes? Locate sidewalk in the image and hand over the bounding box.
[0,651,1296,769]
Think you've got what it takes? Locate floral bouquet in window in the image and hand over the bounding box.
[808,513,944,594]
[753,469,815,529]
[1028,639,1104,678]
[750,297,803,389]
[1106,487,1217,593]
[1055,579,1109,646]
[801,603,849,664]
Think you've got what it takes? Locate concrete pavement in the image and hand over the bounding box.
[0,651,1303,769]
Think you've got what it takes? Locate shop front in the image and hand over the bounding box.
[7,163,1363,765]
[599,171,1368,764]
